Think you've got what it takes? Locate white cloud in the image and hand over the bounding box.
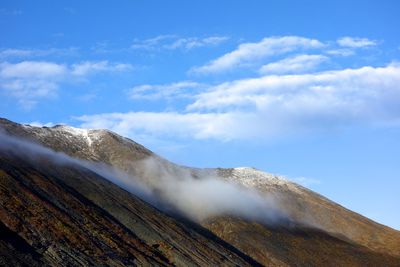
[0,60,131,79]
[131,35,229,50]
[2,79,58,98]
[337,37,377,48]
[128,81,203,100]
[77,111,242,140]
[77,63,400,141]
[0,60,133,108]
[1,79,59,109]
[191,36,324,74]
[0,61,67,78]
[259,54,328,74]
[0,61,65,109]
[188,63,400,112]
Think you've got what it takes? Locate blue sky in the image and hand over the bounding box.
[1,0,400,229]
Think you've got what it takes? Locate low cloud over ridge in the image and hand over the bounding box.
[0,131,287,224]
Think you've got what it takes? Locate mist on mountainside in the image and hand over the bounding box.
[0,131,288,225]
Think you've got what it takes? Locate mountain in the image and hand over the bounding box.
[1,118,399,266]
[0,123,258,266]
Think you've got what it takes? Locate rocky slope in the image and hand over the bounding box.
[1,118,400,266]
[0,131,258,266]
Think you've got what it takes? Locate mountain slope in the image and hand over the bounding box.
[216,167,400,258]
[1,118,400,266]
[0,133,258,266]
[204,216,400,266]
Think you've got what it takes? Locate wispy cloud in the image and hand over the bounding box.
[0,47,79,59]
[128,81,203,100]
[0,132,287,224]
[1,79,59,110]
[0,61,66,109]
[71,61,133,76]
[326,48,355,57]
[165,36,229,50]
[0,49,34,58]
[259,54,328,74]
[0,61,67,79]
[131,35,229,51]
[337,37,377,48]
[131,35,176,50]
[190,36,324,74]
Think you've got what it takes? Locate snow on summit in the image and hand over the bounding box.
[54,125,93,147]
[23,123,104,148]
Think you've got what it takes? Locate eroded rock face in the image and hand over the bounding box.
[1,118,400,266]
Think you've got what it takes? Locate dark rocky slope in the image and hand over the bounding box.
[203,217,400,266]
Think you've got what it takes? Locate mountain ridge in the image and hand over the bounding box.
[1,117,399,266]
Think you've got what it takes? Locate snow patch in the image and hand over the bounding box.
[229,167,304,194]
[54,125,94,147]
